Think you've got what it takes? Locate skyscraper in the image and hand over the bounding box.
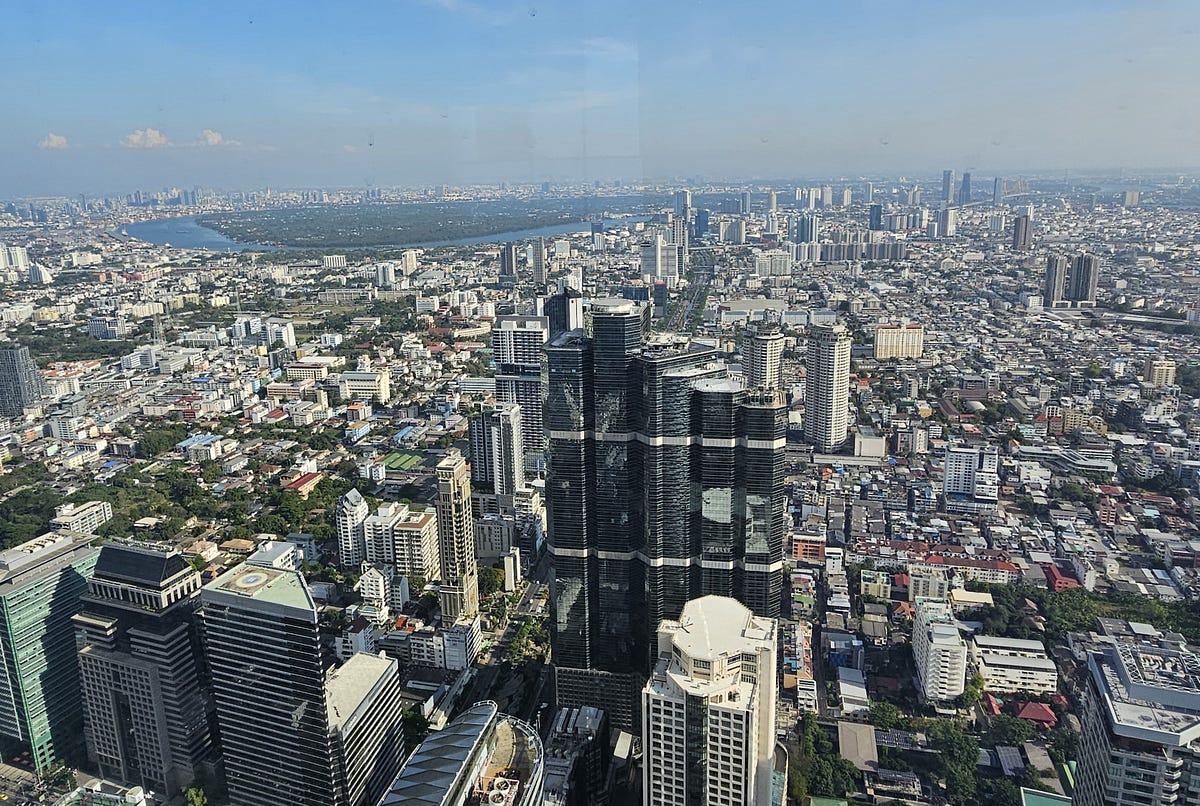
[540,286,585,341]
[201,565,337,806]
[493,315,550,461]
[673,189,691,217]
[939,207,957,238]
[546,301,787,730]
[0,531,99,772]
[795,213,820,243]
[469,402,525,497]
[868,203,883,231]
[336,488,370,568]
[642,596,778,806]
[863,181,874,203]
[73,545,213,797]
[670,216,689,272]
[992,176,1002,205]
[743,321,785,390]
[803,324,852,453]
[499,242,519,286]
[435,450,478,621]
[640,234,678,282]
[0,346,48,417]
[941,169,955,202]
[1067,253,1100,305]
[740,191,751,214]
[1044,255,1068,307]
[1011,214,1032,251]
[531,237,547,286]
[957,172,971,205]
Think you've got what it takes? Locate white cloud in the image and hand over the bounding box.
[198,128,241,147]
[38,133,68,150]
[121,128,171,148]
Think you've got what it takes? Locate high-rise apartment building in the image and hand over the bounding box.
[0,531,99,772]
[670,216,689,272]
[1045,255,1068,307]
[1074,639,1200,806]
[642,596,778,806]
[673,189,692,217]
[73,545,213,796]
[1068,253,1100,305]
[336,488,370,568]
[942,169,955,202]
[640,234,679,283]
[939,207,957,238]
[943,444,1000,503]
[531,237,547,285]
[469,402,525,497]
[0,346,48,417]
[540,286,586,341]
[743,321,785,390]
[992,176,1003,205]
[1012,214,1032,251]
[873,323,925,360]
[868,203,883,231]
[435,450,478,621]
[493,315,549,458]
[546,301,787,730]
[913,598,967,704]
[362,502,440,581]
[795,213,820,243]
[499,242,519,286]
[803,324,852,453]
[1144,357,1177,388]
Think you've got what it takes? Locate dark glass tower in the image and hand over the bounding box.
[546,300,787,731]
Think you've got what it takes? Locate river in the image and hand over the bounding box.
[122,215,648,252]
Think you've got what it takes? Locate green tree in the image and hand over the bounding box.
[869,701,903,730]
[184,787,209,806]
[478,566,505,598]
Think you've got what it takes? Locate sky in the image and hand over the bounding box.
[5,0,1199,196]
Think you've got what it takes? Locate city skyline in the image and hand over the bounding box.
[7,0,1200,196]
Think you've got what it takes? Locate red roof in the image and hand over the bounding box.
[1013,701,1057,727]
[892,573,910,586]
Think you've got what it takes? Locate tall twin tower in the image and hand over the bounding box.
[545,299,787,729]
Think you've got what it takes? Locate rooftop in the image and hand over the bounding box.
[325,653,396,730]
[667,595,775,663]
[203,563,316,614]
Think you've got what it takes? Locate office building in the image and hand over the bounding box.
[873,323,925,360]
[1012,214,1032,251]
[1144,357,1177,388]
[743,321,785,389]
[531,237,547,286]
[969,635,1058,695]
[942,169,954,202]
[868,203,883,231]
[0,346,48,417]
[542,706,611,806]
[640,233,678,283]
[201,564,337,806]
[499,242,519,286]
[435,450,478,621]
[992,176,1003,206]
[1045,255,1068,307]
[958,172,971,205]
[73,546,212,796]
[795,213,820,243]
[336,489,370,568]
[546,301,788,730]
[673,189,691,217]
[469,402,525,497]
[1067,253,1100,305]
[493,315,550,458]
[1074,640,1200,806]
[740,191,752,214]
[642,596,778,806]
[0,531,99,772]
[378,700,544,806]
[87,316,130,340]
[325,653,406,806]
[803,324,852,453]
[913,598,967,704]
[541,285,586,341]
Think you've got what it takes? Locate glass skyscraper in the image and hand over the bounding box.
[546,300,787,731]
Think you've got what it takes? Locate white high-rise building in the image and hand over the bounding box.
[362,502,440,581]
[468,402,525,497]
[0,244,30,272]
[913,598,967,704]
[744,322,785,390]
[642,596,777,806]
[803,324,851,452]
[943,444,1000,502]
[531,237,547,285]
[640,234,678,282]
[873,323,925,360]
[336,489,370,568]
[492,315,549,459]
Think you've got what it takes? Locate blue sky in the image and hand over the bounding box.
[5,0,1199,195]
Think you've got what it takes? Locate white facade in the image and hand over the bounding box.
[744,323,785,390]
[642,596,777,806]
[803,324,851,452]
[873,323,925,360]
[913,598,967,703]
[362,503,440,582]
[50,500,114,534]
[336,489,369,568]
[943,444,1000,502]
[970,635,1058,695]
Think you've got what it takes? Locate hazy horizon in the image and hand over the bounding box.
[7,0,1199,197]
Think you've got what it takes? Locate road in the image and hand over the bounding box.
[453,578,548,716]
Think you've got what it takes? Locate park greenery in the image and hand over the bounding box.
[787,714,861,801]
